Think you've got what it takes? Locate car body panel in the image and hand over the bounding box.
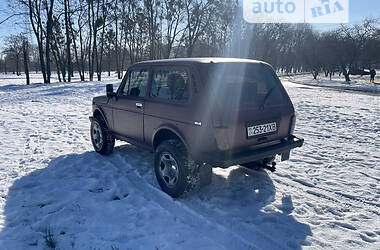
[109,96,145,142]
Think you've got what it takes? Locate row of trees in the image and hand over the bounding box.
[1,0,237,84]
[243,19,380,81]
[1,0,379,84]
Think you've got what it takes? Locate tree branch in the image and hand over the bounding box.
[0,13,26,25]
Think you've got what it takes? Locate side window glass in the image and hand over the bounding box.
[121,74,130,96]
[122,69,149,97]
[151,69,189,103]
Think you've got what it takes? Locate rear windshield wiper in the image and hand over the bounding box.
[261,87,274,108]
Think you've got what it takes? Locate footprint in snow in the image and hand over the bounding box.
[360,232,377,243]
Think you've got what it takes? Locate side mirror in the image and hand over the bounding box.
[106,84,114,98]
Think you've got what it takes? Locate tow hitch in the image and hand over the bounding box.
[263,162,276,173]
[241,159,277,172]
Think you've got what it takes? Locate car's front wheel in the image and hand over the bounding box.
[154,139,200,198]
[90,116,115,155]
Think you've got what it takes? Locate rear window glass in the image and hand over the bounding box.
[203,63,285,107]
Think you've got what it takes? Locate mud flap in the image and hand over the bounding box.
[200,164,212,187]
[281,150,290,161]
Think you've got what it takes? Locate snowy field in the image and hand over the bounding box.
[282,73,380,94]
[0,73,379,249]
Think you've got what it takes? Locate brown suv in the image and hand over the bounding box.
[90,58,304,197]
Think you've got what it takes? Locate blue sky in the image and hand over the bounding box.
[0,0,379,45]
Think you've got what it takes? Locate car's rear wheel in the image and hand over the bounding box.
[91,116,115,155]
[154,139,200,198]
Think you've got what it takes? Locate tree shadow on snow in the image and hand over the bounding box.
[0,144,311,249]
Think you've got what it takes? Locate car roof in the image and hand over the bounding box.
[133,57,271,67]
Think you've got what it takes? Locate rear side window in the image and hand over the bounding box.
[122,69,149,97]
[150,69,190,103]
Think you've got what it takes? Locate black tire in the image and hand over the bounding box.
[154,139,200,198]
[90,116,115,155]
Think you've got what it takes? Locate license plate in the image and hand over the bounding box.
[247,122,277,137]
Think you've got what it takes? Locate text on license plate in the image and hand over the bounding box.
[247,122,277,137]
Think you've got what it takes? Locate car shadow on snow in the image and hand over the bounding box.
[0,144,311,249]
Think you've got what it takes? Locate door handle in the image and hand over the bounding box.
[136,102,143,108]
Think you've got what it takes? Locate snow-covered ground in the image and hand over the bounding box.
[282,73,380,94]
[0,73,379,249]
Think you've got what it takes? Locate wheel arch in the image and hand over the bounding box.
[93,106,110,128]
[152,126,190,153]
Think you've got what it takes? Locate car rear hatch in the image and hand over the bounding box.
[201,62,295,151]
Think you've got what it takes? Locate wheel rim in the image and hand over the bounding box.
[92,122,103,149]
[158,152,179,188]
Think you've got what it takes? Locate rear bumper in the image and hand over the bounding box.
[203,135,304,167]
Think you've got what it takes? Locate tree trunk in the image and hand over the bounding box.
[37,41,46,82]
[73,38,83,81]
[312,71,319,80]
[77,20,85,81]
[121,34,128,76]
[342,67,350,82]
[187,46,194,57]
[91,0,99,82]
[71,20,83,81]
[23,41,30,85]
[79,37,85,81]
[147,0,155,60]
[53,51,62,82]
[107,46,111,76]
[96,0,107,81]
[64,0,72,82]
[16,55,20,76]
[52,34,66,82]
[88,1,93,81]
[115,0,121,79]
[4,58,7,74]
[45,0,55,83]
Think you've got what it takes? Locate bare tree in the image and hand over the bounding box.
[3,34,30,84]
[184,0,214,57]
[163,0,185,58]
[3,35,24,76]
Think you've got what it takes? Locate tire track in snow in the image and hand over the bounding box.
[273,172,380,214]
[179,196,292,250]
[108,154,259,250]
